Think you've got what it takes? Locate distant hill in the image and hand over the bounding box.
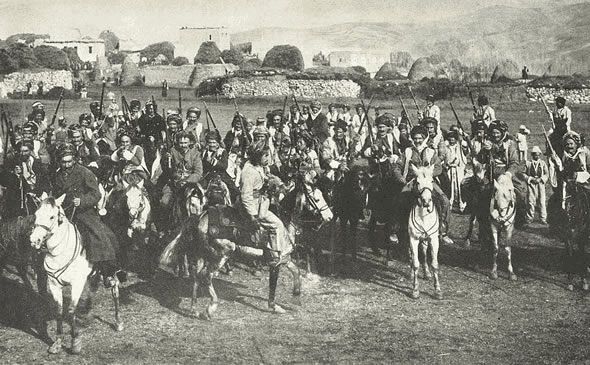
[232,2,590,76]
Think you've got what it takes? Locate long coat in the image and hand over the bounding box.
[53,163,119,263]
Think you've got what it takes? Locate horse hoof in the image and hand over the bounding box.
[509,273,518,281]
[423,271,432,279]
[489,272,498,280]
[435,291,443,300]
[71,337,82,354]
[292,287,301,296]
[583,283,589,291]
[116,322,124,332]
[567,284,574,291]
[270,304,287,314]
[464,239,471,247]
[198,311,211,320]
[386,260,395,268]
[48,339,62,354]
[410,290,420,299]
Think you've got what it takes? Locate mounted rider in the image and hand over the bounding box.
[394,125,454,245]
[321,119,354,182]
[550,131,590,210]
[201,130,238,204]
[475,120,520,182]
[238,140,293,269]
[53,143,122,287]
[183,107,205,150]
[110,128,149,187]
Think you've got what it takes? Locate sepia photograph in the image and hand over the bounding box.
[0,0,588,363]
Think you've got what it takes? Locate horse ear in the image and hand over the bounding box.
[40,192,48,201]
[410,164,419,176]
[427,164,435,176]
[493,179,501,191]
[55,194,66,207]
[137,179,144,190]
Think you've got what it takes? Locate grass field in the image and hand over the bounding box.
[0,85,589,364]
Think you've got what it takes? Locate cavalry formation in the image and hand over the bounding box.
[0,87,588,355]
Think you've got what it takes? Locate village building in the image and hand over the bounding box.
[34,38,106,63]
[328,50,390,76]
[176,26,231,62]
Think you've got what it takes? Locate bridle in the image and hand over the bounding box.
[33,206,64,247]
[491,189,515,227]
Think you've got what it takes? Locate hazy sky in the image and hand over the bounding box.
[0,0,576,45]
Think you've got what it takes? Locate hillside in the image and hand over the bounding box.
[232,2,590,76]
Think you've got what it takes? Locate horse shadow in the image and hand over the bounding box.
[125,269,267,318]
[0,275,52,344]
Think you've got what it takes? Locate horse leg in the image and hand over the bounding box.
[565,236,575,291]
[430,236,442,299]
[268,266,285,313]
[421,241,432,279]
[47,280,63,354]
[17,264,35,291]
[368,214,379,255]
[190,258,205,316]
[285,259,302,296]
[351,218,359,262]
[409,239,420,299]
[111,278,123,332]
[490,226,499,280]
[69,277,87,354]
[505,226,517,281]
[204,272,218,320]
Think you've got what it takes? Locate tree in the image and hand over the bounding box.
[220,48,244,65]
[120,56,143,86]
[194,41,221,64]
[34,45,70,70]
[240,57,262,70]
[0,49,18,73]
[172,56,189,66]
[99,30,119,54]
[7,43,38,69]
[262,45,304,71]
[141,42,175,64]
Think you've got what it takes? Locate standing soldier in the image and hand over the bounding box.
[138,99,166,167]
[421,95,440,123]
[551,96,572,133]
[522,146,548,225]
[162,80,169,98]
[477,95,496,128]
[53,143,123,287]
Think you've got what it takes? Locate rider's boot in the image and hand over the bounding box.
[268,266,285,314]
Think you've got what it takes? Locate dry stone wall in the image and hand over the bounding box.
[0,70,73,98]
[225,78,361,98]
[526,87,590,104]
[142,64,238,88]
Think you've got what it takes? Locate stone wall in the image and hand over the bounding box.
[526,86,590,104]
[142,64,238,88]
[0,70,73,98]
[225,78,361,98]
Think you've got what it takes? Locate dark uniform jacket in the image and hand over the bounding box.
[306,113,330,144]
[476,137,520,180]
[53,163,118,263]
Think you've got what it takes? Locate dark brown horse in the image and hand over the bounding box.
[0,215,39,290]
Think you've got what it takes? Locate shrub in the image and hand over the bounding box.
[0,48,18,73]
[8,43,38,69]
[240,57,262,70]
[5,33,49,45]
[194,41,222,64]
[34,45,70,70]
[44,86,78,99]
[220,48,244,65]
[141,42,175,64]
[63,47,83,69]
[172,56,189,66]
[120,56,143,86]
[262,45,304,71]
[195,76,228,97]
[107,52,127,65]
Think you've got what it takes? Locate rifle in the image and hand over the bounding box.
[1,108,9,158]
[232,98,251,158]
[450,102,473,152]
[98,80,106,120]
[356,95,375,135]
[408,86,421,119]
[48,90,64,129]
[151,95,157,112]
[467,85,479,117]
[277,95,289,154]
[178,89,182,115]
[539,97,555,129]
[202,101,219,133]
[399,96,413,129]
[541,124,557,158]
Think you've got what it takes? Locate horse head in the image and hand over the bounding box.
[472,159,487,183]
[491,176,515,221]
[30,194,66,250]
[411,165,435,214]
[123,179,150,237]
[185,182,206,216]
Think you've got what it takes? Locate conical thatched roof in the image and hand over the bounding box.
[490,59,520,83]
[407,56,449,81]
[120,56,143,86]
[375,62,406,81]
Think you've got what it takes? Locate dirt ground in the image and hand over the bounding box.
[0,88,589,364]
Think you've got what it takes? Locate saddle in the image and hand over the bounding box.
[206,205,262,247]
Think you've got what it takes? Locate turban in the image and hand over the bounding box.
[410,125,428,138]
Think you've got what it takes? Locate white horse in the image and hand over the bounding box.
[407,165,442,300]
[30,195,123,355]
[489,176,517,281]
